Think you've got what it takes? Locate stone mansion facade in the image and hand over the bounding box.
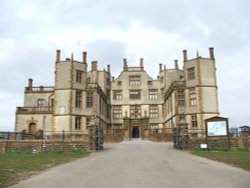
[15,48,219,139]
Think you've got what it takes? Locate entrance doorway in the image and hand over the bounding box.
[28,123,36,134]
[132,127,140,138]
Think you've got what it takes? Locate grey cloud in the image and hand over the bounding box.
[86,39,127,77]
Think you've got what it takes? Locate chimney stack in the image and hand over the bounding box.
[123,58,128,71]
[159,63,162,72]
[28,78,33,89]
[56,49,61,62]
[183,49,187,62]
[174,59,179,70]
[140,58,144,69]
[209,47,215,59]
[82,51,87,64]
[107,64,110,73]
[91,61,97,71]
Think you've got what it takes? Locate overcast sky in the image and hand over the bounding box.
[0,0,249,131]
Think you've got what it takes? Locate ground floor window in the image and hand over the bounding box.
[75,117,81,130]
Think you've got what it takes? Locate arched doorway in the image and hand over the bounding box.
[28,123,36,134]
[132,127,140,138]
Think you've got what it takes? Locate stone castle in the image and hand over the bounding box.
[15,48,219,140]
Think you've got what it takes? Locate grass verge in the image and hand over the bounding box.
[0,151,90,188]
[191,149,250,171]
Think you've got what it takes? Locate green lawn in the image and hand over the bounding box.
[191,149,250,171]
[0,151,90,188]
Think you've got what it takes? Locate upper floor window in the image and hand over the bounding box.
[76,70,82,83]
[37,99,45,107]
[190,88,197,106]
[86,92,93,108]
[187,67,195,80]
[130,90,141,100]
[149,90,158,100]
[129,75,141,86]
[113,90,122,100]
[75,90,82,108]
[149,105,158,118]
[177,90,185,106]
[191,115,198,127]
[75,116,81,130]
[117,81,122,86]
[113,106,122,119]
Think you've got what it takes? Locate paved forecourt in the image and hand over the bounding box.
[10,140,250,188]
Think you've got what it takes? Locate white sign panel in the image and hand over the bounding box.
[207,121,227,136]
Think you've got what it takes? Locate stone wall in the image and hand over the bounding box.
[0,140,89,153]
[148,133,173,142]
[104,133,124,143]
[189,136,250,151]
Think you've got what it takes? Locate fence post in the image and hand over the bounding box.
[62,130,65,142]
[7,132,10,140]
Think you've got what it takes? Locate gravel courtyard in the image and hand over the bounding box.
[10,141,250,188]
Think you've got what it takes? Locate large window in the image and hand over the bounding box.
[149,90,158,99]
[191,115,198,127]
[130,90,141,99]
[187,67,195,80]
[113,90,122,100]
[130,105,141,118]
[37,99,45,107]
[129,75,141,85]
[75,116,81,130]
[75,90,82,108]
[177,90,185,106]
[86,92,93,108]
[190,88,197,106]
[76,70,82,83]
[113,106,122,119]
[150,124,159,133]
[149,105,158,118]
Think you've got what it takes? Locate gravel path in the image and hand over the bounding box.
[10,140,250,188]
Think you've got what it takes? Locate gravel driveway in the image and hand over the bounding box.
[10,140,250,188]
